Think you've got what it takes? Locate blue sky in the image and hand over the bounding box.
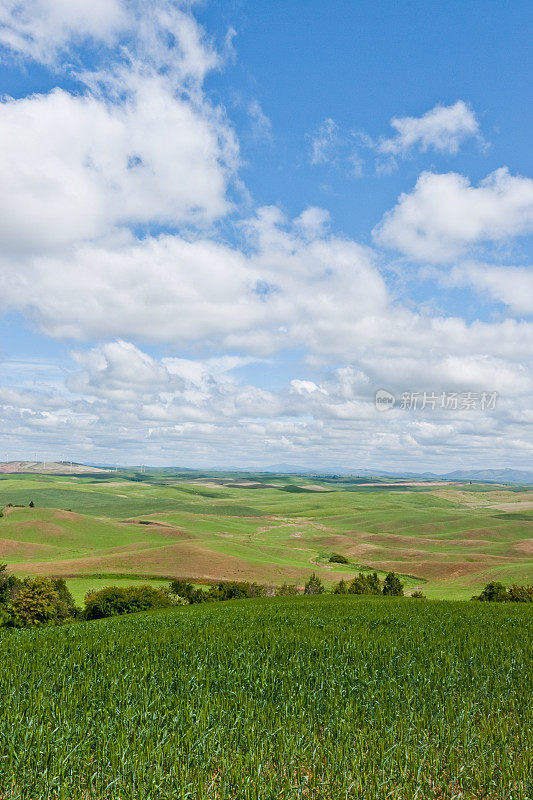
[0,0,532,470]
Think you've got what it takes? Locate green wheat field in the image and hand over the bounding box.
[1,596,531,799]
[0,470,532,798]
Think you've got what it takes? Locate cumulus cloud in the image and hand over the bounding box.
[377,101,480,157]
[0,5,531,470]
[374,168,533,261]
[444,263,533,315]
[290,380,328,396]
[0,0,220,85]
[70,340,171,401]
[0,76,237,253]
[0,207,388,349]
[2,341,532,469]
[0,0,127,62]
[310,101,481,176]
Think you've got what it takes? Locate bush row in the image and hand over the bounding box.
[5,561,530,628]
[0,564,412,626]
[332,571,406,596]
[471,581,533,602]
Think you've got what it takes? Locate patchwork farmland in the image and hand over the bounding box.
[0,470,531,600]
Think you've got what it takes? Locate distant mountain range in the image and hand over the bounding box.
[1,461,531,484]
[260,465,533,484]
[436,468,533,484]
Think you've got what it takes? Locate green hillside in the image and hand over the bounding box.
[0,472,531,599]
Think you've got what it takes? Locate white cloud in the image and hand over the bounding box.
[310,101,480,177]
[0,0,220,86]
[309,118,339,165]
[248,99,272,141]
[0,6,531,470]
[0,207,388,349]
[0,0,127,62]
[70,340,171,401]
[444,263,533,315]
[0,72,238,253]
[374,168,533,262]
[0,3,239,258]
[378,101,480,156]
[2,341,532,469]
[290,380,327,396]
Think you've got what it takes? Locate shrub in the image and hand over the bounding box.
[382,572,404,597]
[507,584,533,602]
[10,577,62,627]
[410,590,426,599]
[1,569,78,627]
[472,581,509,602]
[83,585,173,620]
[472,582,533,602]
[333,579,349,594]
[345,572,382,595]
[170,579,197,603]
[304,573,324,595]
[169,579,212,604]
[29,501,35,508]
[0,563,20,608]
[329,553,349,564]
[276,583,299,596]
[207,581,265,601]
[165,592,189,606]
[50,578,79,619]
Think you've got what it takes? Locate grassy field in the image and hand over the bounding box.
[0,471,531,599]
[0,595,530,799]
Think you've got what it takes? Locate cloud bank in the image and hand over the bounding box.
[0,2,531,469]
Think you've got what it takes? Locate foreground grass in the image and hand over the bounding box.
[0,596,531,799]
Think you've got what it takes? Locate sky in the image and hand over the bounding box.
[0,0,532,471]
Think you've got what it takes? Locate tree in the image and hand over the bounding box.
[366,572,382,595]
[472,582,533,602]
[382,572,404,596]
[329,553,349,564]
[473,581,508,602]
[29,501,35,508]
[346,572,382,595]
[170,579,196,602]
[0,563,18,607]
[333,579,348,594]
[10,577,61,626]
[0,564,20,625]
[51,578,79,619]
[304,573,324,595]
[507,584,533,602]
[348,573,368,594]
